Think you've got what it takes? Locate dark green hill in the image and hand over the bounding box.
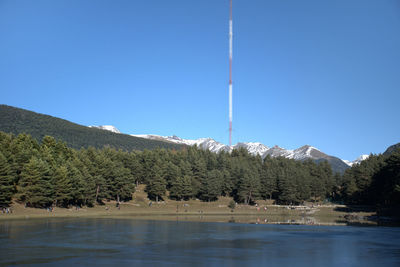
[383,142,400,156]
[0,105,183,151]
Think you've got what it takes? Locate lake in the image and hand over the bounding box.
[1,218,400,266]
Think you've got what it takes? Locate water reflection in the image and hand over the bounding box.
[103,213,377,226]
[0,219,400,266]
[1,218,399,266]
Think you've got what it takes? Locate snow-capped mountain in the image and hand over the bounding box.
[234,142,269,156]
[129,134,349,172]
[264,145,324,160]
[148,135,351,172]
[131,135,231,153]
[89,125,121,134]
[131,135,272,155]
[343,155,370,167]
[93,127,351,173]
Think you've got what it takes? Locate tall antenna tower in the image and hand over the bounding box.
[229,0,233,146]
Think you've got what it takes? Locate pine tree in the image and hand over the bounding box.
[11,133,39,184]
[191,158,207,197]
[371,149,400,207]
[145,164,166,202]
[124,152,142,187]
[40,136,61,172]
[305,160,325,201]
[341,154,385,204]
[95,152,114,202]
[66,160,85,206]
[113,164,135,202]
[276,159,300,204]
[0,152,14,207]
[237,169,260,205]
[139,149,156,185]
[169,175,193,200]
[260,157,278,200]
[53,165,73,207]
[220,169,233,197]
[164,161,180,189]
[75,150,97,206]
[17,157,54,208]
[294,163,310,202]
[199,169,222,201]
[217,152,234,196]
[71,157,96,206]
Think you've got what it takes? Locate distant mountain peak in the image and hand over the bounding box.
[89,123,355,174]
[235,142,270,156]
[130,134,350,173]
[300,144,318,150]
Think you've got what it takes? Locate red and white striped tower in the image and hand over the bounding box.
[229,0,233,147]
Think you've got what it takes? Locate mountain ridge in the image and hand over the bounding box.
[94,125,375,173]
[129,133,350,173]
[383,142,400,156]
[0,104,370,174]
[0,105,183,151]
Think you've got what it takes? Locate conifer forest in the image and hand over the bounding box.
[0,131,399,215]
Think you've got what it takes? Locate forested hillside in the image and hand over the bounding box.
[0,131,339,208]
[0,105,183,151]
[339,148,400,215]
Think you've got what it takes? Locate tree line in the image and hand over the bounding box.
[0,131,398,212]
[339,149,400,214]
[0,131,340,208]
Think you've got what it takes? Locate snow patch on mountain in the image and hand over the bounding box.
[89,125,121,133]
[343,160,352,166]
[355,154,370,162]
[344,154,370,167]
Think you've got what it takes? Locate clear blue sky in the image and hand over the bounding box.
[1,0,399,161]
